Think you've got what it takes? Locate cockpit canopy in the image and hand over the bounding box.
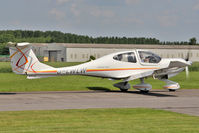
[138,51,161,63]
[113,52,137,63]
[113,51,161,64]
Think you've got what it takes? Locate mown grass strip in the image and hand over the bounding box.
[0,71,198,92]
[0,108,199,133]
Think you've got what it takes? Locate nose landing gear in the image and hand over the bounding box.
[160,79,180,92]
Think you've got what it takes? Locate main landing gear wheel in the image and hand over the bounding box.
[169,89,176,92]
[133,78,152,93]
[114,82,131,92]
[140,90,149,93]
[120,89,128,92]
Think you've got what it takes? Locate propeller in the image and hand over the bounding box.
[185,66,189,79]
[185,51,190,79]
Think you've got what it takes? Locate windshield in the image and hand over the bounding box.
[139,51,161,63]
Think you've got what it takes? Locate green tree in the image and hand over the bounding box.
[0,43,9,55]
[189,37,197,45]
[0,34,14,43]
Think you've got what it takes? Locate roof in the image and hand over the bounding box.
[32,43,199,49]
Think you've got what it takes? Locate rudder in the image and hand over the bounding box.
[9,43,56,75]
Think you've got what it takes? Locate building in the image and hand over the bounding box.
[32,43,199,62]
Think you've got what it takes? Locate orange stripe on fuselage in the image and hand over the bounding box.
[27,70,57,74]
[36,70,57,73]
[86,68,159,72]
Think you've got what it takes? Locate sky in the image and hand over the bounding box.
[0,0,199,42]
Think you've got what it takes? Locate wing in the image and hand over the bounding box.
[153,60,191,79]
[123,59,191,82]
[168,60,191,68]
[124,70,154,81]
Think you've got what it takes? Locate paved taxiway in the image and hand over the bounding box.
[0,89,199,116]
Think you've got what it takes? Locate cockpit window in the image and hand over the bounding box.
[139,51,161,63]
[113,52,137,63]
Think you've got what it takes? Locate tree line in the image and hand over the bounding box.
[0,30,198,55]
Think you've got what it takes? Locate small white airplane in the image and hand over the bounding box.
[9,42,192,93]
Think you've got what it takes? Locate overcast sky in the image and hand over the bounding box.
[0,0,199,42]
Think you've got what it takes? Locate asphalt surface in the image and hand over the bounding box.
[0,89,199,116]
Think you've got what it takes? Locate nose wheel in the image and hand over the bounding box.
[160,78,180,91]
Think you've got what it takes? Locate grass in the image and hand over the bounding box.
[189,62,199,71]
[0,108,199,133]
[0,62,80,73]
[0,62,12,73]
[0,62,198,133]
[0,62,198,92]
[0,71,198,92]
[44,62,82,67]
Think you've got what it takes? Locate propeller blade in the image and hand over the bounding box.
[185,52,189,61]
[185,66,189,79]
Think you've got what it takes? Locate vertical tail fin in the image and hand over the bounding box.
[9,43,57,76]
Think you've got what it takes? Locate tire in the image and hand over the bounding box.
[169,89,176,92]
[120,89,128,92]
[140,90,149,93]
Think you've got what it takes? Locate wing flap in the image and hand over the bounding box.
[124,71,154,81]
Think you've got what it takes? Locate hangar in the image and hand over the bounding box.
[32,43,199,62]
